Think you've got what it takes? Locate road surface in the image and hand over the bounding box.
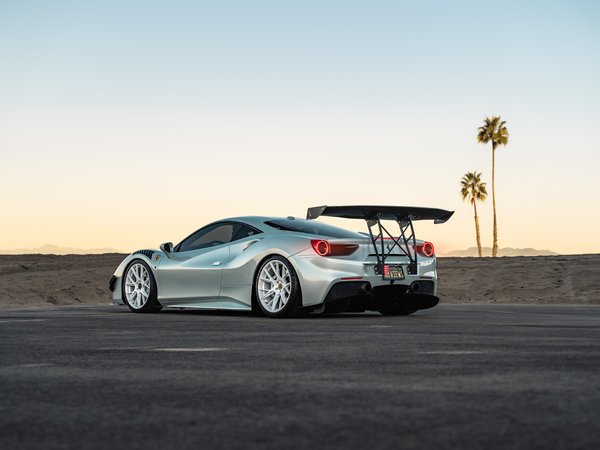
[1,304,598,449]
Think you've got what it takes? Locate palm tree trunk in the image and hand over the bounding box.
[473,201,482,257]
[492,143,498,257]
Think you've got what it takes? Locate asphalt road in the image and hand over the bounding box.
[1,304,599,450]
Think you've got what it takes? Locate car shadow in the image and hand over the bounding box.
[158,308,413,320]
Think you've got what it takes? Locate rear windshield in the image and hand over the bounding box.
[264,219,363,239]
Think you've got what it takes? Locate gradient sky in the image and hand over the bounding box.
[1,0,599,254]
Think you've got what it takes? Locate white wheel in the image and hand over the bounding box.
[125,263,151,309]
[122,260,161,313]
[257,260,292,313]
[255,256,301,318]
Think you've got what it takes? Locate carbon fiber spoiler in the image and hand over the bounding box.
[306,205,454,224]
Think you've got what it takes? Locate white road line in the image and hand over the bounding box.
[18,363,54,368]
[0,319,46,323]
[151,348,232,352]
[0,363,54,369]
[97,347,155,351]
[421,351,486,355]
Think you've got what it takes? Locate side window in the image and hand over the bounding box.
[232,224,260,242]
[177,223,235,252]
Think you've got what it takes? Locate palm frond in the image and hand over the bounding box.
[460,171,487,205]
[477,116,509,148]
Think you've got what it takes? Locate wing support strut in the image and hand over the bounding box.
[366,214,418,277]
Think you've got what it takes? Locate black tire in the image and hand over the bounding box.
[377,307,417,316]
[122,259,162,313]
[254,255,302,318]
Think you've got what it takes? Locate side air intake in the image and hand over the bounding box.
[133,250,154,259]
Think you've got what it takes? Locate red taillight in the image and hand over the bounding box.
[311,240,330,256]
[416,241,435,257]
[311,240,359,257]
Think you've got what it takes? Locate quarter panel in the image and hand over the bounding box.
[219,235,313,306]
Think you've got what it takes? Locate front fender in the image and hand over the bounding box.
[110,250,164,304]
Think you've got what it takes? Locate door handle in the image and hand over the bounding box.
[212,261,221,266]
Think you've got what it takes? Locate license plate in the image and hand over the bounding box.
[383,264,405,280]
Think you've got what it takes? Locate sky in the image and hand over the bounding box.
[1,0,599,254]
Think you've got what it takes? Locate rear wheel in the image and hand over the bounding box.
[255,256,301,318]
[122,260,162,313]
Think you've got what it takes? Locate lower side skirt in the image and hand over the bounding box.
[320,281,439,313]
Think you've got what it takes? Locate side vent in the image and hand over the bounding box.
[133,249,154,259]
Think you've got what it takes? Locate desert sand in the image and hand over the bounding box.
[0,253,598,309]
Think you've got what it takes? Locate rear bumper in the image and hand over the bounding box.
[289,251,437,307]
[319,280,438,313]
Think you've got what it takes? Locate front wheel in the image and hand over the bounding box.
[255,256,301,318]
[122,260,162,313]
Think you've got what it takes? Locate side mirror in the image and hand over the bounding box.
[160,242,173,253]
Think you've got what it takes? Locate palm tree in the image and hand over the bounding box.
[460,172,488,257]
[477,116,509,257]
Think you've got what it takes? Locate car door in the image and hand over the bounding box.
[219,224,264,284]
[213,223,264,306]
[157,223,236,304]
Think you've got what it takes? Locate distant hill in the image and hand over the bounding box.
[440,247,558,257]
[0,244,122,255]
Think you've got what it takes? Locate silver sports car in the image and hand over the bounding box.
[109,205,453,318]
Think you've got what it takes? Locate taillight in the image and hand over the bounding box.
[311,240,330,256]
[416,241,435,257]
[311,240,358,257]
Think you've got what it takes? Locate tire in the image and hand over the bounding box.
[254,255,302,318]
[377,307,417,316]
[122,259,162,313]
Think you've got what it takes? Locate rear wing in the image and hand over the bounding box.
[306,205,453,223]
[306,205,454,277]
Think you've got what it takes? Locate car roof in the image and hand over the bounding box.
[221,216,302,232]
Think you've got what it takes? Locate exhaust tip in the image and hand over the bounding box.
[360,283,373,295]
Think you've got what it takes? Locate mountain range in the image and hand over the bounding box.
[0,245,122,255]
[439,247,558,257]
